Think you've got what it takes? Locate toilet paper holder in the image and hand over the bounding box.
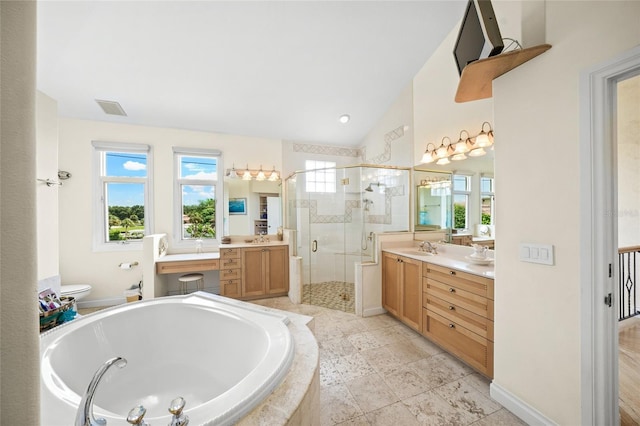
[118,262,139,269]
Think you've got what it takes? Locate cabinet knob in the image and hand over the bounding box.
[449,288,456,293]
[448,305,455,310]
[449,270,456,275]
[449,323,455,329]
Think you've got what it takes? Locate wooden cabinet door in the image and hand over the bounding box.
[266,246,289,295]
[400,256,422,332]
[242,247,266,297]
[382,252,400,317]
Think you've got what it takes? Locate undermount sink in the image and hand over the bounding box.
[399,250,436,257]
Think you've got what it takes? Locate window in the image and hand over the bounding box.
[452,174,471,230]
[174,149,221,243]
[480,176,495,225]
[92,141,152,250]
[305,160,336,193]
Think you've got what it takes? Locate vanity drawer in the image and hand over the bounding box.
[220,268,241,280]
[221,256,241,269]
[424,263,494,300]
[424,278,494,320]
[156,259,219,275]
[423,309,493,378]
[220,279,241,298]
[424,293,493,341]
[220,248,241,259]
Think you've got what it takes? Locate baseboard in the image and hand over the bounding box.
[77,297,125,309]
[490,382,557,426]
[363,306,386,317]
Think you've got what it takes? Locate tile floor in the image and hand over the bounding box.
[250,296,525,426]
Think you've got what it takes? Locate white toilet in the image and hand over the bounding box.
[60,284,92,301]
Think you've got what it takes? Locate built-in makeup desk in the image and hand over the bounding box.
[155,252,220,275]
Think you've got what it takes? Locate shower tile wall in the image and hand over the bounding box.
[289,166,410,287]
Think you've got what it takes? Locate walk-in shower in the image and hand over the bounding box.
[285,164,410,312]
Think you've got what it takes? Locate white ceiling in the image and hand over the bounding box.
[37,1,466,147]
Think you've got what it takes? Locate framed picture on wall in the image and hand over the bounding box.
[229,198,247,215]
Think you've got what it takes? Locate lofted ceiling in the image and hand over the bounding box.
[37,1,466,147]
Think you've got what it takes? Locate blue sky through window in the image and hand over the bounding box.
[104,152,147,206]
[106,152,147,177]
[180,156,217,207]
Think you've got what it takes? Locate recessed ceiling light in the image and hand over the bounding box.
[339,114,350,124]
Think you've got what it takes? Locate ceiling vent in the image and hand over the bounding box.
[95,99,127,116]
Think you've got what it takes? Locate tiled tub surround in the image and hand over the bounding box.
[251,296,523,426]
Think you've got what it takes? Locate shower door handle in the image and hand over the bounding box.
[312,240,318,252]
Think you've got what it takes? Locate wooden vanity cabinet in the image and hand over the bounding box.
[422,263,494,377]
[220,245,289,300]
[241,245,289,299]
[382,252,422,332]
[220,248,242,298]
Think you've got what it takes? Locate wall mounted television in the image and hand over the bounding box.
[453,0,504,76]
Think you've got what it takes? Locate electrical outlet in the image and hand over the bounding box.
[519,243,554,265]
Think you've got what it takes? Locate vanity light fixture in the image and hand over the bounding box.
[242,164,252,181]
[268,166,279,181]
[435,137,453,159]
[421,143,436,164]
[468,146,487,157]
[226,165,281,182]
[474,122,494,148]
[419,122,494,166]
[256,165,266,181]
[227,164,239,179]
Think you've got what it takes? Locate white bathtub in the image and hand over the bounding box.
[40,293,295,425]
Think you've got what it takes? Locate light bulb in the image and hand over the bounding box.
[468,147,486,157]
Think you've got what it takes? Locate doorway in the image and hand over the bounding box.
[581,45,640,426]
[616,72,640,425]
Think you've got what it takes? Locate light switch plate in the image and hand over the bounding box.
[519,243,554,265]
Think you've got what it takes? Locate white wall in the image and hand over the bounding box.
[617,74,640,248]
[36,91,59,279]
[58,118,282,303]
[360,82,414,167]
[492,1,640,424]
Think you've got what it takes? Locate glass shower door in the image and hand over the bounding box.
[307,167,348,311]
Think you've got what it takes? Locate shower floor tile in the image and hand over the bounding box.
[302,281,355,313]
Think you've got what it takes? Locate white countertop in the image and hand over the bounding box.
[156,252,220,262]
[219,241,289,249]
[383,245,494,279]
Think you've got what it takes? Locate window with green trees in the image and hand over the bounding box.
[175,152,219,240]
[452,175,470,229]
[93,141,152,247]
[480,176,495,225]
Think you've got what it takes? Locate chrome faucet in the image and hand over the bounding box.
[419,241,438,254]
[75,356,127,426]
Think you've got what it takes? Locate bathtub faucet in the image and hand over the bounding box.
[75,356,128,426]
[168,396,189,426]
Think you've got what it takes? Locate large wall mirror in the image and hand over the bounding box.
[413,168,453,236]
[414,152,494,246]
[223,178,282,236]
